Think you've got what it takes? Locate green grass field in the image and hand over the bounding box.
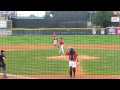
[0,35,120,45]
[1,35,120,75]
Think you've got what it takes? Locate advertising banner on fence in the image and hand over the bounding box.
[117,28,120,35]
[92,30,96,35]
[106,28,117,35]
[0,29,12,36]
[91,28,106,35]
[100,30,105,35]
[0,21,7,28]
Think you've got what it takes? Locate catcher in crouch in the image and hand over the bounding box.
[65,48,79,79]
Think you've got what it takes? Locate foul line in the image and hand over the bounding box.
[0,73,36,79]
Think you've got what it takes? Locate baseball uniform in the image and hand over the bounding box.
[0,50,7,78]
[59,38,64,54]
[53,32,56,36]
[66,51,78,68]
[53,36,57,45]
[65,48,78,78]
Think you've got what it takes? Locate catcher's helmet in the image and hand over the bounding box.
[70,48,74,52]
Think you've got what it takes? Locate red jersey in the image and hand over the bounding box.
[65,52,78,61]
[53,37,57,40]
[60,40,64,45]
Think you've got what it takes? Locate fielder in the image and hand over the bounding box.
[52,36,57,47]
[65,48,79,79]
[58,37,64,54]
[0,50,7,78]
[53,32,56,36]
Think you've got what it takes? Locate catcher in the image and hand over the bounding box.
[0,50,7,78]
[65,48,79,79]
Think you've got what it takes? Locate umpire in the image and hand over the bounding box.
[0,50,7,78]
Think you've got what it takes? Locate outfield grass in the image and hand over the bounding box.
[0,35,120,45]
[3,48,120,75]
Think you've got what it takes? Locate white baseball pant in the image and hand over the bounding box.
[69,61,76,68]
[59,45,64,54]
[53,40,57,45]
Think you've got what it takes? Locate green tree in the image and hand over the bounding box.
[92,11,114,27]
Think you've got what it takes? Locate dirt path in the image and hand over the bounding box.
[0,44,120,51]
[0,44,120,79]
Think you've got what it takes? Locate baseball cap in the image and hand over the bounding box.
[1,50,5,52]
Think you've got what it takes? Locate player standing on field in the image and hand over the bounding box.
[0,50,7,78]
[53,32,56,36]
[52,36,57,47]
[65,48,79,79]
[58,37,64,54]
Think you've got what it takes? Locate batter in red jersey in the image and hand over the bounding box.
[58,38,64,54]
[52,36,57,47]
[65,48,79,79]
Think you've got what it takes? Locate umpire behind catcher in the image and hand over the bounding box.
[0,50,7,78]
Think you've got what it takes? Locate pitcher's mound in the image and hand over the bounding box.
[46,55,100,60]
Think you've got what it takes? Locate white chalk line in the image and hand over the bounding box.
[0,73,36,79]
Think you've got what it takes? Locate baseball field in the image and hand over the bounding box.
[0,35,120,79]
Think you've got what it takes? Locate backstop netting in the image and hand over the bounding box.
[0,11,119,79]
